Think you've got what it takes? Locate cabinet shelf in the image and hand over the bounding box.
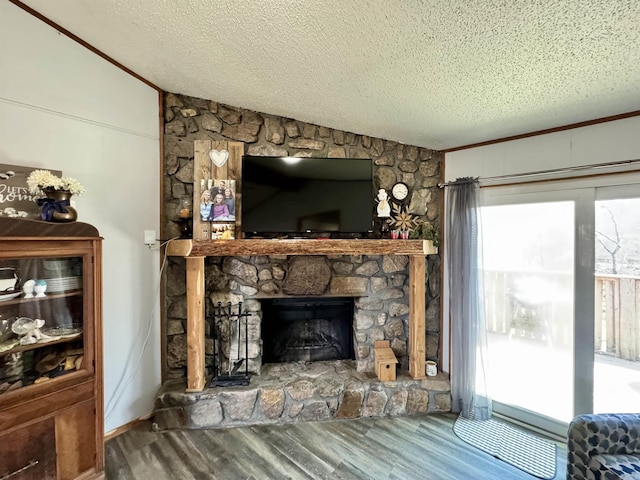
[0,334,82,357]
[0,289,82,307]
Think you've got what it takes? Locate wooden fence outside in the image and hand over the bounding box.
[595,274,640,361]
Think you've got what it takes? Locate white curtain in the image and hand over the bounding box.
[446,177,492,420]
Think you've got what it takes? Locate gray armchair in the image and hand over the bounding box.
[567,413,640,479]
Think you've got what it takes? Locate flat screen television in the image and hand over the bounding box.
[241,156,374,237]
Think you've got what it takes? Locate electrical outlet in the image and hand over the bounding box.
[144,230,156,245]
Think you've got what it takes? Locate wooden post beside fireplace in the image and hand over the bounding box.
[166,239,438,392]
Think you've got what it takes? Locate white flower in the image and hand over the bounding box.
[60,176,86,195]
[27,170,85,196]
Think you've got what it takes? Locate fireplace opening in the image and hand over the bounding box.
[261,297,355,364]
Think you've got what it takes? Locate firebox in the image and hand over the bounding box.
[261,297,355,364]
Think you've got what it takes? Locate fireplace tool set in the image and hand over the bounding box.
[209,301,250,387]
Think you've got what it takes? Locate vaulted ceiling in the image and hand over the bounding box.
[17,0,640,150]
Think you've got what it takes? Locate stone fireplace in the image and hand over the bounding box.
[159,92,448,430]
[261,297,355,364]
[162,92,445,385]
[154,250,450,431]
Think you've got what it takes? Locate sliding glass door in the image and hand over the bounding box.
[594,187,640,414]
[481,196,578,435]
[479,180,640,435]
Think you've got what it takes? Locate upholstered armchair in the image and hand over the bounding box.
[567,413,640,479]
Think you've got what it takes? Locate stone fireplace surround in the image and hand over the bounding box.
[160,92,448,428]
[162,91,445,376]
[155,239,450,430]
[210,253,427,375]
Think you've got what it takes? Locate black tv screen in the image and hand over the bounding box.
[241,156,374,236]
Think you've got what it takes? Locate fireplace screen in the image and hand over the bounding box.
[261,297,355,363]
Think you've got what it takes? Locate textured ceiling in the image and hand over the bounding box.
[17,0,640,150]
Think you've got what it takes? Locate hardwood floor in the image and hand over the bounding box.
[105,413,567,480]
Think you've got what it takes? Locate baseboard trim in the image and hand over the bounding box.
[104,414,153,442]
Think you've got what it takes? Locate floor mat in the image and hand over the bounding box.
[453,415,557,479]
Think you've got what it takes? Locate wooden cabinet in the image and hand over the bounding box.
[0,218,103,480]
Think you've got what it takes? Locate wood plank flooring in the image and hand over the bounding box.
[105,413,567,480]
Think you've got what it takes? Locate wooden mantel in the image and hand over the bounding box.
[166,239,437,257]
[167,239,438,392]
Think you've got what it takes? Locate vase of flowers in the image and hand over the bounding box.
[27,170,85,222]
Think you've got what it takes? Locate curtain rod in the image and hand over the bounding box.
[437,177,479,188]
[437,158,640,188]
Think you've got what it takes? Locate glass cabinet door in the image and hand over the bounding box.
[0,255,86,395]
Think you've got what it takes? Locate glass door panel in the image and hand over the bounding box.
[482,201,575,424]
[0,255,85,395]
[594,197,640,413]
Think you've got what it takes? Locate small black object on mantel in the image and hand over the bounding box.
[372,217,390,239]
[173,217,192,238]
[210,301,250,388]
[380,220,390,238]
[174,197,193,238]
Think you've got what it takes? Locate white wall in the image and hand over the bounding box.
[0,2,161,433]
[444,116,640,182]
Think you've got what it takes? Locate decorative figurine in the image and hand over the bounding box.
[11,317,59,345]
[34,279,47,297]
[376,189,391,218]
[22,279,35,298]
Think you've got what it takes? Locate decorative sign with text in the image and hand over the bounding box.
[0,164,62,218]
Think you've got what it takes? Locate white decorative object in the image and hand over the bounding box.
[376,189,391,218]
[0,266,19,292]
[11,317,59,345]
[209,149,229,167]
[34,279,47,297]
[26,169,85,196]
[22,279,35,298]
[426,360,438,376]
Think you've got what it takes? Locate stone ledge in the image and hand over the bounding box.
[153,360,451,430]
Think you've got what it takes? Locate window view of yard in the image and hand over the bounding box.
[594,198,640,414]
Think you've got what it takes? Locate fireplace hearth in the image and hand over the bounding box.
[261,297,355,364]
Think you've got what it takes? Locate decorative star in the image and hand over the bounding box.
[387,204,417,231]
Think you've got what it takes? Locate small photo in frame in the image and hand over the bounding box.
[211,223,235,240]
[198,178,214,221]
[209,179,236,222]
